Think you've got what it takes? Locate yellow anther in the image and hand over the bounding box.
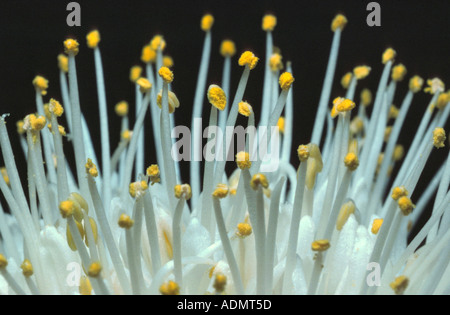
[277,116,285,134]
[390,275,409,295]
[344,152,359,171]
[159,280,180,295]
[220,40,236,58]
[436,90,450,110]
[262,14,277,31]
[29,114,46,131]
[157,90,180,114]
[212,183,229,199]
[409,75,424,93]
[47,123,66,136]
[424,78,445,95]
[115,101,129,117]
[121,129,132,141]
[250,173,269,191]
[16,120,26,135]
[341,72,352,89]
[331,14,348,32]
[158,66,174,84]
[350,116,364,135]
[146,164,161,185]
[331,97,355,118]
[297,145,310,162]
[79,276,92,295]
[382,48,396,64]
[84,217,99,247]
[213,273,227,293]
[57,54,69,73]
[129,65,143,83]
[361,88,373,107]
[141,44,157,64]
[137,77,152,93]
[269,53,283,72]
[305,143,323,190]
[43,104,51,120]
[118,214,134,229]
[388,105,399,119]
[235,151,251,170]
[1,167,9,186]
[129,180,149,198]
[63,38,80,55]
[311,239,331,252]
[174,184,192,200]
[0,254,8,269]
[49,98,64,117]
[393,144,404,161]
[66,219,83,251]
[59,200,75,219]
[69,191,88,221]
[86,30,100,49]
[201,14,214,31]
[371,218,384,235]
[391,64,407,82]
[32,75,49,96]
[87,262,102,278]
[433,127,446,148]
[336,200,355,231]
[391,186,409,201]
[238,101,253,117]
[163,55,174,68]
[20,259,33,277]
[384,126,393,142]
[150,35,166,51]
[85,158,99,177]
[353,66,371,80]
[236,222,252,238]
[207,85,227,111]
[279,72,295,91]
[398,196,415,216]
[238,51,259,70]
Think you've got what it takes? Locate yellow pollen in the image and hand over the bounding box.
[236,222,252,238]
[150,35,166,51]
[86,30,101,49]
[392,186,409,201]
[59,200,75,218]
[158,66,174,83]
[391,63,407,82]
[436,90,450,110]
[49,98,64,117]
[277,116,285,134]
[115,101,129,117]
[57,54,69,73]
[129,66,143,83]
[331,14,348,32]
[201,14,214,31]
[163,55,174,68]
[250,173,269,191]
[220,40,236,58]
[174,184,192,200]
[47,123,66,136]
[390,275,409,295]
[30,114,46,131]
[353,65,371,80]
[85,158,99,177]
[332,97,355,118]
[262,14,277,31]
[79,276,92,295]
[212,183,229,199]
[121,129,132,141]
[32,75,49,96]
[146,164,161,185]
[336,200,355,231]
[341,72,352,89]
[137,77,152,93]
[382,48,396,64]
[213,273,227,293]
[20,259,33,277]
[0,254,8,269]
[424,78,445,95]
[238,51,259,70]
[159,280,180,295]
[63,38,80,55]
[279,72,295,91]
[311,239,331,252]
[207,85,227,111]
[157,90,180,114]
[409,75,424,93]
[433,127,446,148]
[398,196,415,216]
[361,88,373,106]
[118,214,134,229]
[87,262,102,278]
[269,53,283,72]
[238,101,253,117]
[129,180,149,198]
[344,152,359,171]
[371,218,384,235]
[1,167,9,186]
[235,151,251,170]
[297,145,310,162]
[141,44,157,64]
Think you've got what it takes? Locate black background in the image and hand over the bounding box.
[0,0,448,240]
